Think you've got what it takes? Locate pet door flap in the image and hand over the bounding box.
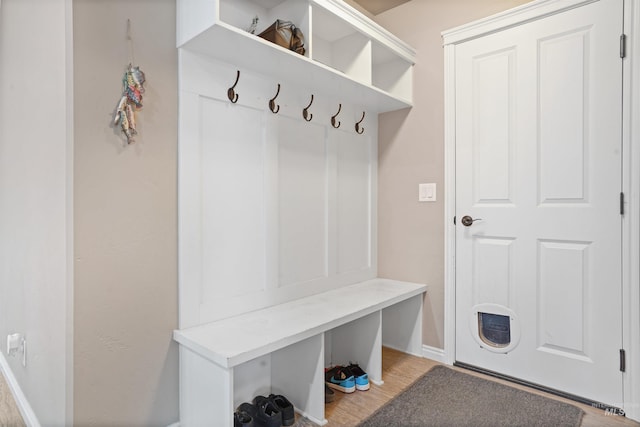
[478,312,511,348]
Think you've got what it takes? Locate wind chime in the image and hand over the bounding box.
[113,19,146,144]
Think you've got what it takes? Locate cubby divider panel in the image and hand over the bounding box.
[272,334,326,425]
[382,294,423,357]
[180,347,234,427]
[372,42,412,102]
[311,5,371,84]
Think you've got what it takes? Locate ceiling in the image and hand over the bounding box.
[351,0,411,15]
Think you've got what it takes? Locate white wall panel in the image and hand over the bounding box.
[336,131,371,274]
[278,118,327,287]
[179,55,377,325]
[200,98,266,301]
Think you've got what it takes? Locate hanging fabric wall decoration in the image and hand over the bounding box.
[112,20,146,145]
[113,64,146,144]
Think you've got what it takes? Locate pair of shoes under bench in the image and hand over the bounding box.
[254,394,295,427]
[235,394,294,427]
[325,364,370,393]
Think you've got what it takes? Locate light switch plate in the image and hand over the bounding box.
[419,183,436,202]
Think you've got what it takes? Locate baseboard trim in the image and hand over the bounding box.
[0,352,40,427]
[382,343,422,359]
[422,345,447,364]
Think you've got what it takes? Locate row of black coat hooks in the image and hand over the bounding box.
[227,70,366,134]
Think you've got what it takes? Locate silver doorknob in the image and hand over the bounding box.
[461,215,482,226]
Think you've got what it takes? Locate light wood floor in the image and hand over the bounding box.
[0,369,25,427]
[324,347,640,427]
[1,348,638,426]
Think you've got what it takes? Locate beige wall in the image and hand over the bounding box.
[67,1,531,424]
[73,0,178,425]
[374,0,529,349]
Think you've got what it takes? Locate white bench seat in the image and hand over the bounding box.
[173,278,426,369]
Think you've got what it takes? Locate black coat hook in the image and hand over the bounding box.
[269,83,281,114]
[355,111,365,134]
[331,104,342,129]
[303,95,314,122]
[227,70,240,103]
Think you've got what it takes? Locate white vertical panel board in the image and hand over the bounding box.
[278,116,328,287]
[272,334,326,426]
[180,346,233,427]
[336,129,371,274]
[200,98,267,302]
[178,87,205,329]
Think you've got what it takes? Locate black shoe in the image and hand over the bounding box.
[234,403,256,427]
[252,395,282,427]
[269,394,295,426]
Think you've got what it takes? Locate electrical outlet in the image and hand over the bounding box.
[7,333,21,354]
[7,333,26,367]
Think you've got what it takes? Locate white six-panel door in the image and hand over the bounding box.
[455,0,624,405]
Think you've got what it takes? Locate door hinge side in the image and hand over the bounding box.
[620,192,625,215]
[620,349,626,372]
[621,34,627,59]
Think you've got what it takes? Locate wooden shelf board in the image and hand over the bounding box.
[180,22,412,113]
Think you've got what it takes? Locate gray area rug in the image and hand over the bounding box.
[356,365,584,427]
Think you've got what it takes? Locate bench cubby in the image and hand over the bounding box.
[174,279,426,426]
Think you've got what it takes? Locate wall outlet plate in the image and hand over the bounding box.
[7,333,26,366]
[7,333,22,354]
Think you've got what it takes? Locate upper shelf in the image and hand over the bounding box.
[176,0,416,113]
